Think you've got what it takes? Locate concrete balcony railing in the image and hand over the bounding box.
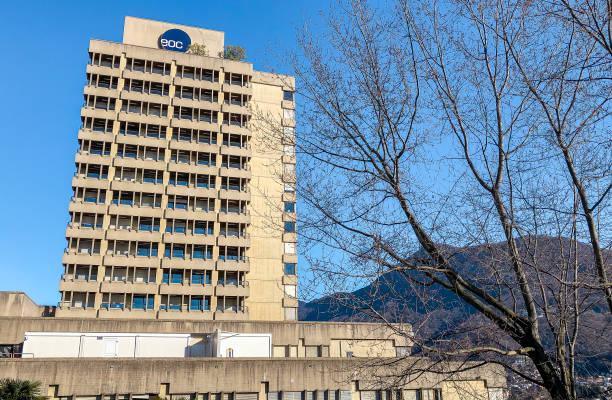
[161,257,215,270]
[59,279,100,293]
[173,76,220,91]
[219,189,250,202]
[68,200,107,214]
[81,107,117,121]
[123,69,172,84]
[220,144,251,158]
[74,151,112,166]
[221,102,251,115]
[102,253,161,268]
[115,133,168,149]
[117,110,170,126]
[157,308,214,320]
[170,118,219,132]
[164,208,216,221]
[65,224,105,240]
[110,179,164,194]
[215,282,250,297]
[282,274,298,285]
[168,161,217,176]
[169,140,219,154]
[283,297,299,308]
[159,283,214,296]
[282,192,297,202]
[84,85,119,98]
[86,63,121,77]
[166,184,217,198]
[281,99,295,110]
[105,228,162,242]
[216,259,250,272]
[163,232,216,246]
[172,96,221,111]
[98,308,157,319]
[100,280,158,294]
[71,175,110,190]
[62,251,102,265]
[282,254,298,264]
[108,204,164,218]
[120,90,171,105]
[113,156,166,171]
[221,83,252,95]
[77,128,114,142]
[214,306,249,321]
[217,234,250,247]
[217,212,251,224]
[219,166,251,179]
[220,123,250,136]
[283,232,298,243]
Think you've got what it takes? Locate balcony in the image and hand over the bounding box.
[110,179,164,194]
[159,284,214,296]
[173,76,220,91]
[219,188,250,202]
[86,63,121,77]
[98,308,157,319]
[100,280,158,294]
[220,123,250,136]
[168,161,217,176]
[283,232,298,243]
[215,282,250,297]
[221,83,252,95]
[81,106,117,121]
[62,251,102,265]
[65,224,105,240]
[166,184,217,198]
[217,212,250,224]
[72,174,109,190]
[172,96,221,111]
[220,144,251,158]
[216,259,250,272]
[113,156,166,171]
[68,200,107,214]
[170,117,218,132]
[77,128,114,142]
[108,203,163,218]
[58,279,99,293]
[84,85,118,99]
[123,69,172,84]
[221,102,251,115]
[157,308,214,320]
[102,253,160,268]
[283,274,298,285]
[217,234,250,247]
[161,257,214,270]
[168,140,218,155]
[105,228,161,242]
[117,110,170,126]
[115,133,167,149]
[164,208,215,220]
[120,90,171,105]
[282,192,297,202]
[163,232,216,246]
[213,306,249,321]
[219,166,251,179]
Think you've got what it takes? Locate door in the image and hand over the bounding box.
[103,339,118,357]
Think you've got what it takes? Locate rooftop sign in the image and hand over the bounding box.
[159,29,191,53]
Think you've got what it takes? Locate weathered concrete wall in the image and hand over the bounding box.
[0,316,411,349]
[0,358,506,395]
[0,292,49,318]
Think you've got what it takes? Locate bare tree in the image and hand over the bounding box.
[255,1,611,399]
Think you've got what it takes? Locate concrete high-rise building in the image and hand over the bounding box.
[58,17,298,321]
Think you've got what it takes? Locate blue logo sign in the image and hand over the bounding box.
[159,29,191,53]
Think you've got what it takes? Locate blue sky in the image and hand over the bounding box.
[0,0,328,305]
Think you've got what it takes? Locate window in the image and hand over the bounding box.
[284,222,296,233]
[284,202,296,213]
[284,307,297,321]
[283,109,295,119]
[283,91,294,101]
[284,284,297,298]
[284,243,296,254]
[346,352,354,358]
[284,263,296,275]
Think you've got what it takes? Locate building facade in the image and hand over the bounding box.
[58,17,297,321]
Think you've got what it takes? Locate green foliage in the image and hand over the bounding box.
[187,43,208,56]
[218,45,246,61]
[152,396,167,400]
[0,379,45,400]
